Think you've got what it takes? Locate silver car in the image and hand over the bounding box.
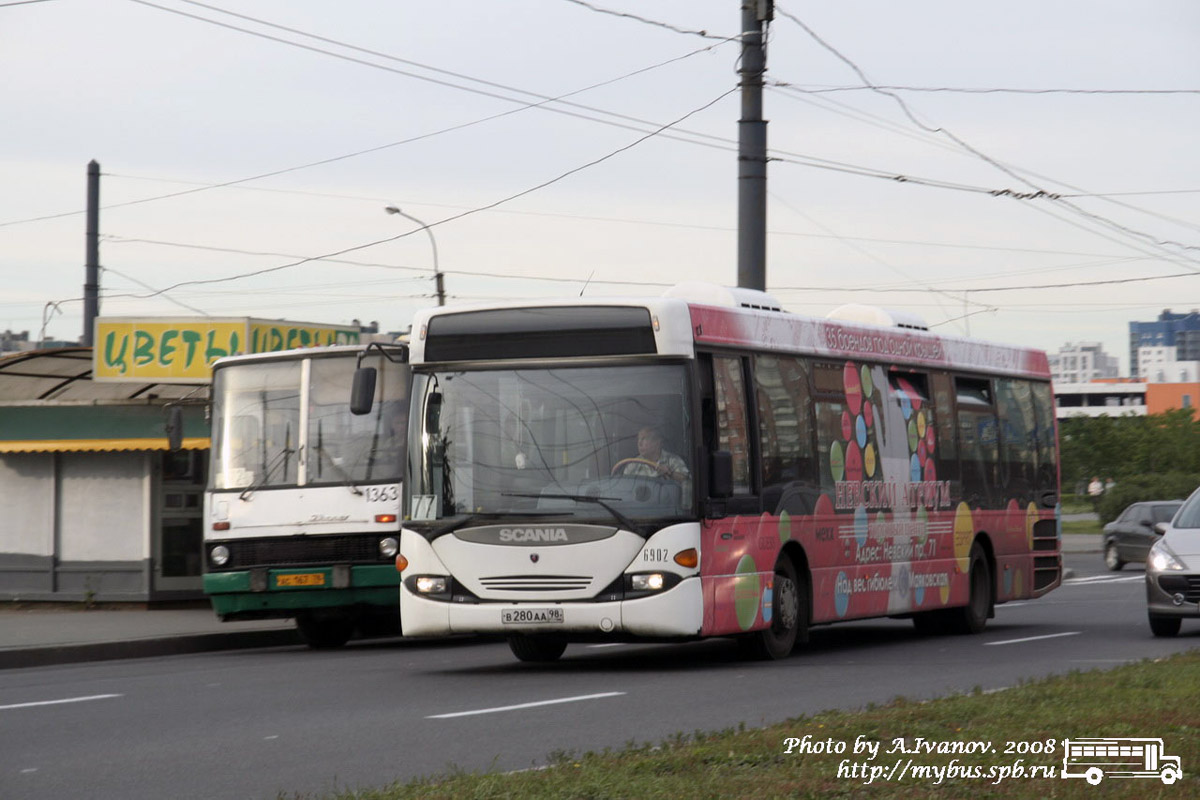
[1146,488,1200,637]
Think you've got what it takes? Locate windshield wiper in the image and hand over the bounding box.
[315,444,363,495]
[238,446,295,500]
[503,492,642,536]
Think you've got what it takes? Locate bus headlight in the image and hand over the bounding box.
[415,575,448,594]
[379,537,399,558]
[210,545,230,567]
[631,573,665,592]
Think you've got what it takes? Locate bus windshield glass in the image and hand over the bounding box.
[408,364,694,525]
[211,354,408,490]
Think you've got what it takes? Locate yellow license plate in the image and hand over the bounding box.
[276,573,326,587]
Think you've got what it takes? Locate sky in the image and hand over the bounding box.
[3,0,1199,374]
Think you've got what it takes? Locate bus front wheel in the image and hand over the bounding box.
[740,557,806,660]
[295,612,356,649]
[508,634,567,663]
[1085,767,1103,785]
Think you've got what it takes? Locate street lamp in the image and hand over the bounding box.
[384,205,444,306]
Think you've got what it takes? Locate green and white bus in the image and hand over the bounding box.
[203,343,410,647]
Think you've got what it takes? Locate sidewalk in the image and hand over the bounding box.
[0,604,300,670]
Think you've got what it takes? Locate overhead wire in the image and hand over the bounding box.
[8,0,1114,234]
[101,86,738,303]
[796,85,1200,96]
[774,3,1200,263]
[557,0,732,41]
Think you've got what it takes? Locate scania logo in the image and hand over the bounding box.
[498,528,569,543]
[452,524,616,546]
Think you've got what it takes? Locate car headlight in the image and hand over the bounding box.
[379,536,399,558]
[1148,540,1186,572]
[210,545,230,567]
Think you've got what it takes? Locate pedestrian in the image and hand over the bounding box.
[1088,476,1104,511]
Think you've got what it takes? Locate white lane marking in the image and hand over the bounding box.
[586,643,627,649]
[1070,575,1142,587]
[265,735,279,740]
[0,693,123,711]
[428,692,625,719]
[1064,575,1142,585]
[997,602,1032,608]
[21,768,38,774]
[984,632,1082,646]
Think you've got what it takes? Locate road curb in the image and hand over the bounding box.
[0,629,302,671]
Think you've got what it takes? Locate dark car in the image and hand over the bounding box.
[1103,500,1183,571]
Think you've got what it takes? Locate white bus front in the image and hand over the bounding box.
[204,346,409,648]
[398,360,703,661]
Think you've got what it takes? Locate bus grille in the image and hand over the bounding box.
[479,575,593,592]
[215,535,384,570]
[1033,555,1060,591]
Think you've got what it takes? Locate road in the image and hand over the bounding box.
[2,551,1196,800]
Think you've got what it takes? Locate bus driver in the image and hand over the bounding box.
[617,426,690,484]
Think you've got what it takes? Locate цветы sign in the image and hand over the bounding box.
[93,317,360,383]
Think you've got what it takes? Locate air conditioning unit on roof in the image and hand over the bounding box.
[662,281,784,312]
[826,303,928,331]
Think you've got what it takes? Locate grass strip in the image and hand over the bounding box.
[290,650,1200,800]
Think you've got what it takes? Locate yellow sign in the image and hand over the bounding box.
[93,317,360,383]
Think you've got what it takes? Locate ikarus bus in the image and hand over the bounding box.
[204,343,409,647]
[373,283,1061,662]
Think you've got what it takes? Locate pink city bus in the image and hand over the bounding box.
[371,283,1061,662]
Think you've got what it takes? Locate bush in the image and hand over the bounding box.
[1095,472,1200,523]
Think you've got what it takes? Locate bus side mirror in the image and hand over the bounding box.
[166,406,184,452]
[425,392,443,435]
[710,451,733,498]
[351,367,377,415]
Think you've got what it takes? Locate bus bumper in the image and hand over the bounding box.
[400,576,703,639]
[204,564,400,620]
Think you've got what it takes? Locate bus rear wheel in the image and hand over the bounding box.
[508,634,567,663]
[295,612,356,649]
[740,557,806,660]
[945,543,991,635]
[913,543,991,636]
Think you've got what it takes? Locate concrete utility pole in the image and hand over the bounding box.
[737,0,772,291]
[82,160,101,346]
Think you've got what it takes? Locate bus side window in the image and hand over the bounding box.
[931,372,958,488]
[754,353,816,515]
[713,355,752,495]
[812,362,847,498]
[955,377,999,508]
[996,378,1036,502]
[1030,381,1058,500]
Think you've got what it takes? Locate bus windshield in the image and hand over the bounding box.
[211,354,408,490]
[408,364,694,526]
